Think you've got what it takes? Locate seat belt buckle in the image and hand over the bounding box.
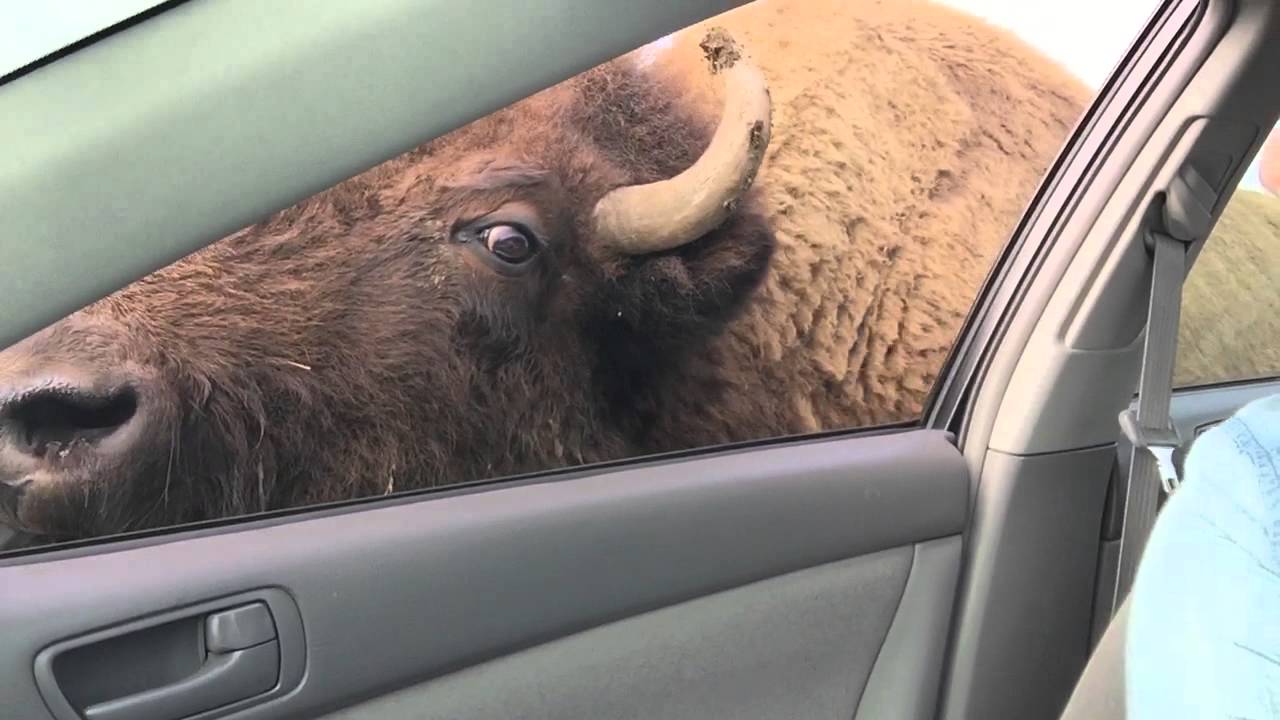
[1119,409,1182,494]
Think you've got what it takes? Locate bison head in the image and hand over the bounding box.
[0,31,775,544]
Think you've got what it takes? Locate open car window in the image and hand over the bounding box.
[0,0,1166,554]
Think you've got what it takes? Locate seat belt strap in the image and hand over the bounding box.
[1111,228,1191,611]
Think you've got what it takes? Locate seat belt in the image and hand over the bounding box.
[1111,229,1189,610]
[1110,167,1215,614]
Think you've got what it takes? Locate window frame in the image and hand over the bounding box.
[928,0,1209,440]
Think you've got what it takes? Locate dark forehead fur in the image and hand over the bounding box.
[250,55,716,235]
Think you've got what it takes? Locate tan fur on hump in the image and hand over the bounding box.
[640,0,1092,430]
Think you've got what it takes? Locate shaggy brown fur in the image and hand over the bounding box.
[0,57,774,541]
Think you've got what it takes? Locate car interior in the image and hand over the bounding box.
[1,0,1277,719]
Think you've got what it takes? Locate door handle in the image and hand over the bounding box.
[35,589,304,720]
[82,603,281,720]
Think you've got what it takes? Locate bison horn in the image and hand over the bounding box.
[592,28,772,255]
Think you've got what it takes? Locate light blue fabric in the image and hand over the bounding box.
[1126,392,1280,718]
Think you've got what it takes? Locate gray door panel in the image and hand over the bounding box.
[327,540,961,720]
[855,537,964,720]
[2,428,968,720]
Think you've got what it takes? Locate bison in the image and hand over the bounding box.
[0,31,780,545]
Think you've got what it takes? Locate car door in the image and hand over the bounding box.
[0,1,1248,719]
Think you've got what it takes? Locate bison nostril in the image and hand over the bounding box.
[2,386,140,456]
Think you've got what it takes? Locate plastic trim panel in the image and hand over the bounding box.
[854,536,964,720]
[940,445,1114,720]
[322,545,921,720]
[1,429,967,720]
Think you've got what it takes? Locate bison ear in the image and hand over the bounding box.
[589,198,775,362]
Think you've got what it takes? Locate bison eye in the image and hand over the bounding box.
[481,224,538,264]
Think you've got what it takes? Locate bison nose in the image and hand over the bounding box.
[0,382,142,459]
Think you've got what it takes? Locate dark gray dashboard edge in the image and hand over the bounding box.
[1,429,966,719]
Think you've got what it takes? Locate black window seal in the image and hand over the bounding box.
[0,0,191,88]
